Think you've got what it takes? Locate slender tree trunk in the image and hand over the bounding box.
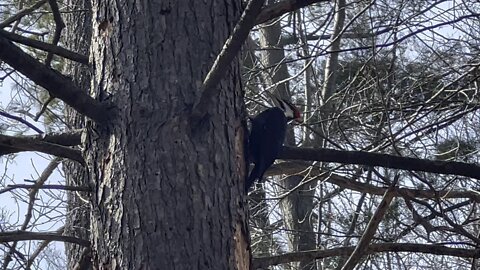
[320,0,345,105]
[70,1,250,269]
[259,15,290,99]
[259,3,317,269]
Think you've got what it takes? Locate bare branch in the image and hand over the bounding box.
[341,177,399,270]
[409,197,480,246]
[267,162,480,201]
[25,226,64,269]
[317,13,480,57]
[0,0,47,28]
[40,129,82,146]
[0,29,88,64]
[256,0,330,25]
[45,0,65,67]
[191,0,266,121]
[0,133,84,164]
[34,96,55,121]
[0,231,89,247]
[0,34,112,123]
[253,243,480,269]
[0,110,43,134]
[280,26,396,46]
[279,146,480,180]
[1,184,91,195]
[2,158,60,270]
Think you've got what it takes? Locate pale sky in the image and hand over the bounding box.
[0,77,66,268]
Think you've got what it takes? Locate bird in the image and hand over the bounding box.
[245,97,302,192]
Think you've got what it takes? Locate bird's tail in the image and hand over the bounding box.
[245,164,266,193]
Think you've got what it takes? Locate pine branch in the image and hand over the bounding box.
[267,162,480,201]
[0,34,111,123]
[0,184,91,195]
[0,133,83,164]
[341,177,399,270]
[256,0,330,25]
[279,146,480,180]
[0,0,47,28]
[0,29,88,64]
[2,159,60,270]
[24,226,64,269]
[0,231,89,247]
[40,129,82,146]
[253,243,480,269]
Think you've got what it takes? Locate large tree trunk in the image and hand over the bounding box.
[78,1,249,269]
[63,1,92,268]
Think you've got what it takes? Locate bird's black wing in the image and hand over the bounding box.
[246,108,287,191]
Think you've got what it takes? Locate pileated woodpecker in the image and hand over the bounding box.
[246,98,302,192]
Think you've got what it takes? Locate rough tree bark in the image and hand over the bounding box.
[63,0,92,269]
[79,1,249,269]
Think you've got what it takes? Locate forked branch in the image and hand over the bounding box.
[0,35,111,123]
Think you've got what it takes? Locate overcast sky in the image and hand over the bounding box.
[0,78,66,267]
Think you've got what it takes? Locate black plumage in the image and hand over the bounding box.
[245,98,302,192]
[246,107,287,192]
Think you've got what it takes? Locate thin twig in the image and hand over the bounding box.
[279,146,480,180]
[0,0,48,28]
[0,110,43,134]
[24,226,64,269]
[253,243,480,269]
[0,184,91,195]
[341,176,400,270]
[1,158,60,270]
[0,231,89,246]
